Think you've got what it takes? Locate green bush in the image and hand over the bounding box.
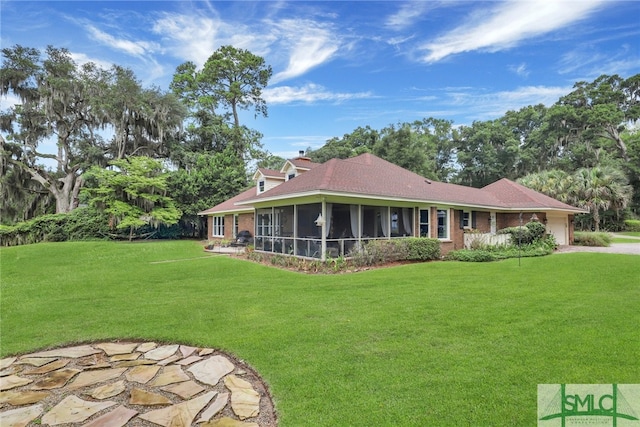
[498,221,547,245]
[574,232,611,247]
[0,208,111,247]
[624,219,640,232]
[446,234,557,262]
[404,237,441,261]
[446,250,497,262]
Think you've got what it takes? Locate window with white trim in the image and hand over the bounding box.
[258,180,265,193]
[212,216,225,237]
[437,209,449,239]
[233,214,239,238]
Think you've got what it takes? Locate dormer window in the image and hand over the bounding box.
[258,180,265,193]
[288,173,296,180]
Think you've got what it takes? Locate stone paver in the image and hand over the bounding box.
[225,375,261,420]
[188,355,235,386]
[0,403,43,427]
[0,342,275,426]
[41,395,116,425]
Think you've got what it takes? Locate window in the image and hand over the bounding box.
[212,216,224,237]
[419,209,430,237]
[256,209,273,237]
[460,210,475,229]
[233,214,239,238]
[258,180,265,193]
[437,209,449,239]
[462,211,470,228]
[288,173,296,180]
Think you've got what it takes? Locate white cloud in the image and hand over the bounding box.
[270,19,341,83]
[509,63,530,78]
[263,83,372,104]
[385,2,431,30]
[85,24,158,57]
[558,45,640,77]
[69,52,114,71]
[420,0,606,63]
[444,85,570,120]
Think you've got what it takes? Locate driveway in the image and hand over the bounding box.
[556,243,640,255]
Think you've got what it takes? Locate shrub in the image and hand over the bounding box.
[404,238,440,261]
[446,250,497,262]
[625,219,640,232]
[446,234,557,262]
[0,208,111,247]
[574,232,611,247]
[498,221,546,245]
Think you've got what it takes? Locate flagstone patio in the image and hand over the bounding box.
[0,342,276,426]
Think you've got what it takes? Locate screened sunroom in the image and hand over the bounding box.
[252,201,418,260]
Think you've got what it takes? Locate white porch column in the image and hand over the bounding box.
[321,200,327,261]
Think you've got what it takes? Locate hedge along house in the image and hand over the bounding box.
[199,153,584,260]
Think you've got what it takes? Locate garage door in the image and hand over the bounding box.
[546,216,567,245]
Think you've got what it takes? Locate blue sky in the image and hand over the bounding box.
[1,0,639,159]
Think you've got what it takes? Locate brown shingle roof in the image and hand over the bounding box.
[482,178,584,211]
[286,158,321,170]
[201,153,584,214]
[197,187,256,215]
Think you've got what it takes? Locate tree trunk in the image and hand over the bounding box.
[593,208,600,232]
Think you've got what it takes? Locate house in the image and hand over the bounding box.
[199,152,584,260]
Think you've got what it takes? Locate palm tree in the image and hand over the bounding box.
[571,166,633,231]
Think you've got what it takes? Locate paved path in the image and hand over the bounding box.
[556,242,640,255]
[1,342,276,426]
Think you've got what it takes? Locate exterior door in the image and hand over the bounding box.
[546,215,568,245]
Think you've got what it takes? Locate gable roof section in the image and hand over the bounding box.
[281,157,321,172]
[197,187,256,215]
[482,178,585,212]
[252,168,285,181]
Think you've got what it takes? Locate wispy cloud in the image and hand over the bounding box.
[152,12,275,68]
[443,85,570,120]
[509,63,530,78]
[270,19,342,84]
[263,83,372,104]
[69,52,113,71]
[385,2,431,30]
[558,44,640,77]
[419,0,606,63]
[84,24,158,57]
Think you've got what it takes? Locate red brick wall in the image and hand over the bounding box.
[474,211,491,233]
[206,212,254,241]
[450,209,464,250]
[497,212,547,230]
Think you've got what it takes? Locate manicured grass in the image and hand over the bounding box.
[611,237,640,243]
[619,231,640,237]
[1,241,639,426]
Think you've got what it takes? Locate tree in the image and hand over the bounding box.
[168,148,247,238]
[1,45,185,215]
[519,166,633,231]
[98,66,186,160]
[171,45,272,160]
[374,122,432,178]
[307,126,378,163]
[551,74,640,162]
[571,166,633,231]
[454,119,520,187]
[82,156,181,240]
[1,46,103,213]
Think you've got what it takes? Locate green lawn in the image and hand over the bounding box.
[1,241,638,426]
